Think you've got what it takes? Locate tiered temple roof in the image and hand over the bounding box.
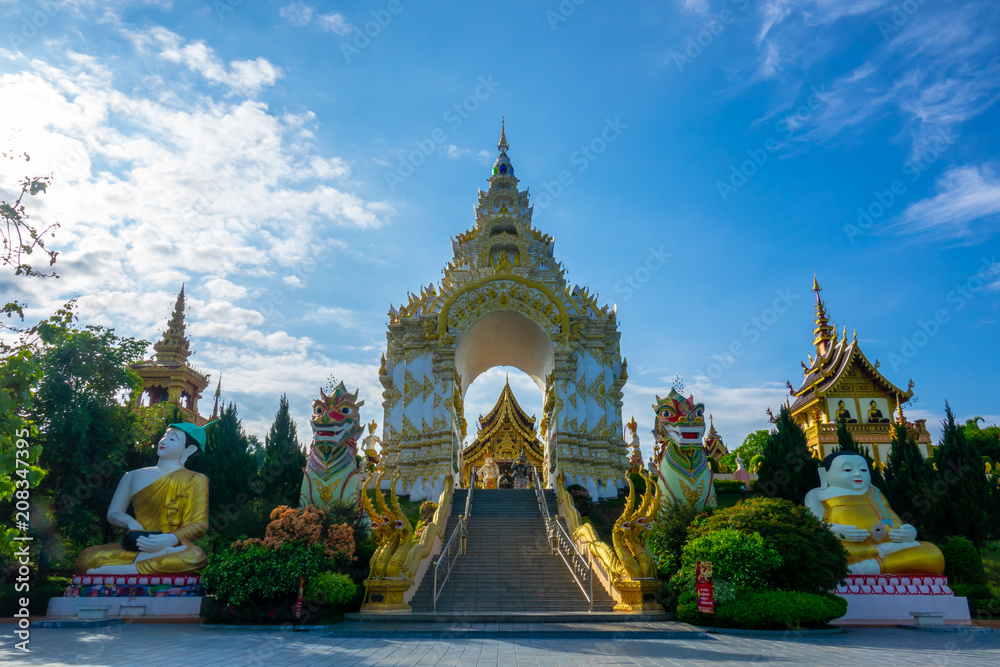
[461,377,544,487]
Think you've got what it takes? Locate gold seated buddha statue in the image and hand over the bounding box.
[75,422,213,576]
[805,451,943,575]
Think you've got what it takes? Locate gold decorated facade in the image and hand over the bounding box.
[788,278,932,462]
[461,378,544,487]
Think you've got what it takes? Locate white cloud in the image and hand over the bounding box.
[280,2,314,27]
[446,145,469,159]
[896,164,1000,242]
[125,26,282,96]
[301,305,363,330]
[318,13,353,36]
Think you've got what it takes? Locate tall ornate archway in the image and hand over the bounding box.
[379,126,628,500]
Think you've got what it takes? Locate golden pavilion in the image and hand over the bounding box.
[788,277,933,463]
[131,286,210,425]
[461,378,544,488]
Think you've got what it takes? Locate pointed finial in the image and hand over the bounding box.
[498,116,508,154]
[210,374,222,420]
[812,272,820,294]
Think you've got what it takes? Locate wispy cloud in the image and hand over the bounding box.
[280,2,314,27]
[278,3,353,35]
[125,26,282,96]
[318,13,353,36]
[895,164,1000,242]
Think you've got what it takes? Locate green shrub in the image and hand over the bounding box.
[943,536,988,586]
[305,572,357,607]
[688,497,848,594]
[648,498,709,579]
[679,590,847,629]
[418,501,438,525]
[202,541,330,607]
[0,577,70,616]
[568,488,593,516]
[678,529,782,600]
[714,480,750,494]
[707,458,720,473]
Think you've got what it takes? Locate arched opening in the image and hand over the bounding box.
[454,310,554,395]
[454,310,554,489]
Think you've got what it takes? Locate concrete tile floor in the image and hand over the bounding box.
[2,623,1000,666]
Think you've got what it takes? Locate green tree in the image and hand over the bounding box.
[0,152,63,560]
[754,405,819,504]
[259,394,305,506]
[831,420,887,491]
[31,324,148,548]
[964,417,1000,466]
[191,402,260,521]
[929,403,994,548]
[720,429,769,471]
[882,423,938,535]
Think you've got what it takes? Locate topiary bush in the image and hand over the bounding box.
[678,590,847,629]
[676,529,782,602]
[305,571,357,607]
[688,497,848,593]
[943,536,988,586]
[202,541,329,608]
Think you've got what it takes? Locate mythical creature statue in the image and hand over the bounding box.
[563,470,661,611]
[626,416,643,473]
[300,381,365,510]
[652,389,717,508]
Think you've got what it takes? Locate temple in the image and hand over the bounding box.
[703,416,728,462]
[132,286,210,425]
[461,378,544,488]
[788,277,933,461]
[379,122,628,500]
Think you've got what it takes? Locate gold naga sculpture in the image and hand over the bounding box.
[360,468,453,612]
[560,470,662,611]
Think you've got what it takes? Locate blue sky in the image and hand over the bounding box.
[1,0,998,459]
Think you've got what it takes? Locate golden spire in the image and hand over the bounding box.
[210,374,222,420]
[811,274,836,356]
[152,285,192,364]
[498,116,508,154]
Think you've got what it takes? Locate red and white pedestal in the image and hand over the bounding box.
[47,575,205,618]
[832,575,970,624]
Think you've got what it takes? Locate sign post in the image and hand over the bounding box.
[696,561,714,614]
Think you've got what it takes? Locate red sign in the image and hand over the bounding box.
[696,561,714,614]
[295,577,304,619]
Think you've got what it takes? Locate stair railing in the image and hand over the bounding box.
[433,485,472,611]
[533,466,594,612]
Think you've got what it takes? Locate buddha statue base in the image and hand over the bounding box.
[611,578,662,613]
[361,578,413,613]
[47,576,206,617]
[832,575,971,624]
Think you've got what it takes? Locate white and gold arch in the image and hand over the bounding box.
[378,124,628,501]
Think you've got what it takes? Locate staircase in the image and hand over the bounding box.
[409,489,616,613]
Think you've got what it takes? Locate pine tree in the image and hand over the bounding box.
[930,403,993,548]
[260,394,306,506]
[832,421,887,491]
[191,402,259,517]
[754,405,819,504]
[882,422,938,535]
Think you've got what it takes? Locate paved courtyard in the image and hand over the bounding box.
[3,624,1000,666]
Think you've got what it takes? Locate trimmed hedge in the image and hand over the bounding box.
[943,536,988,586]
[678,590,848,629]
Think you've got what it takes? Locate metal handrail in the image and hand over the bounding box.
[533,466,593,611]
[433,484,473,611]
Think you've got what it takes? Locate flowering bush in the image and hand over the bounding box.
[233,505,355,561]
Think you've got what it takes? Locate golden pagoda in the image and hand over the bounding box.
[703,415,728,462]
[131,286,210,425]
[788,276,932,462]
[461,378,544,488]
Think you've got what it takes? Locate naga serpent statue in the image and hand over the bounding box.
[562,470,661,611]
[652,388,717,509]
[299,381,365,511]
